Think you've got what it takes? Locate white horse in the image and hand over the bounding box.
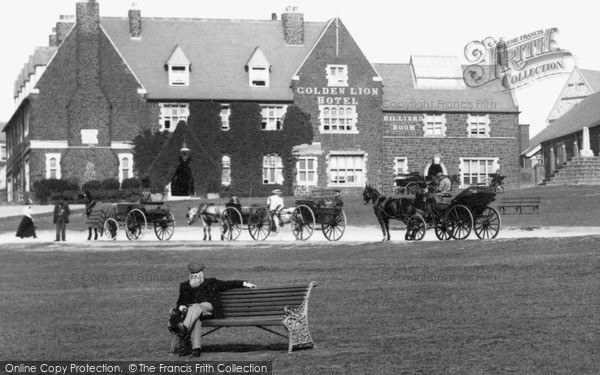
[186,203,230,241]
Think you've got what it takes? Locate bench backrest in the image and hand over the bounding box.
[219,282,317,318]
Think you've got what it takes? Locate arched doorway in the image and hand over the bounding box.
[423,153,448,179]
[171,153,194,196]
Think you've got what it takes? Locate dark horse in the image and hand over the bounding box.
[362,184,424,241]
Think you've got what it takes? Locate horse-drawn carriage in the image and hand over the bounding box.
[363,182,501,242]
[102,201,176,241]
[405,186,501,241]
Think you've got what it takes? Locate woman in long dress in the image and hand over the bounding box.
[16,199,37,239]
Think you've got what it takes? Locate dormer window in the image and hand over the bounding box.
[166,45,190,87]
[169,66,189,86]
[246,46,270,88]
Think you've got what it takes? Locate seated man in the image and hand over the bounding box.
[169,259,256,357]
[226,194,242,211]
[434,172,452,198]
[332,189,344,208]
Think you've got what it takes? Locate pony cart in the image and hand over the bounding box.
[291,189,347,241]
[218,204,273,241]
[405,186,501,241]
[102,201,176,241]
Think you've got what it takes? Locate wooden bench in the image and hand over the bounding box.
[497,196,541,214]
[170,282,318,354]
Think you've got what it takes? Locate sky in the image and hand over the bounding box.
[1,0,598,138]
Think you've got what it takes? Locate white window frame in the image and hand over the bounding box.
[24,108,29,137]
[24,156,30,192]
[45,153,61,179]
[118,153,134,184]
[169,65,190,86]
[220,105,230,131]
[326,64,349,87]
[222,155,231,186]
[319,105,358,133]
[423,114,447,137]
[0,145,6,161]
[459,157,499,187]
[297,157,318,187]
[249,66,270,87]
[261,105,287,131]
[263,154,283,185]
[467,114,490,137]
[159,103,189,132]
[394,157,408,175]
[328,153,365,187]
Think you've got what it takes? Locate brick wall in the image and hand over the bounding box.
[292,19,382,194]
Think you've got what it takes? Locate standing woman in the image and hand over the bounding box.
[16,199,37,239]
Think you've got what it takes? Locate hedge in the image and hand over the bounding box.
[32,179,80,204]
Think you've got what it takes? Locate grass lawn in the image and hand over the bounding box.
[1,236,600,374]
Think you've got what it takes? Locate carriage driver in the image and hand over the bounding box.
[170,259,256,357]
[434,172,452,197]
[267,189,284,234]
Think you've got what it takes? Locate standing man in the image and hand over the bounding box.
[267,189,284,235]
[171,260,256,357]
[53,195,70,242]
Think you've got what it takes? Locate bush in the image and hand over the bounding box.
[121,177,141,189]
[101,178,120,191]
[82,180,102,192]
[32,179,80,204]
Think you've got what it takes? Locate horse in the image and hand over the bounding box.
[186,203,230,241]
[362,184,424,242]
[86,202,117,239]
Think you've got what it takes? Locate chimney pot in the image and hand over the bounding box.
[271,12,277,21]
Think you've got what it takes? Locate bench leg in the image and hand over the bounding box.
[283,301,316,352]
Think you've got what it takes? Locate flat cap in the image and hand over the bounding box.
[188,260,205,273]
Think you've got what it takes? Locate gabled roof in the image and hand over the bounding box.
[530,90,600,146]
[101,17,327,101]
[579,69,600,92]
[166,45,190,66]
[246,46,270,68]
[374,63,518,113]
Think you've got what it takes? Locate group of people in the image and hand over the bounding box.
[16,195,72,241]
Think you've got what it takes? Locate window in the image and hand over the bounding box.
[169,66,189,86]
[460,158,498,186]
[394,157,408,175]
[249,67,269,87]
[319,105,358,133]
[45,153,61,179]
[263,154,283,184]
[326,64,349,87]
[261,105,287,131]
[24,157,30,192]
[297,157,317,186]
[220,105,230,131]
[118,153,134,184]
[159,103,189,131]
[222,155,231,186]
[24,109,29,137]
[467,114,490,137]
[329,154,364,186]
[423,114,446,137]
[0,145,6,161]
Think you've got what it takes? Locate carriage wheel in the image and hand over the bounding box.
[406,214,426,241]
[405,182,422,195]
[220,207,242,241]
[248,208,271,241]
[125,208,147,240]
[474,206,501,239]
[322,209,346,241]
[103,218,118,241]
[446,204,473,240]
[291,205,315,241]
[154,212,175,241]
[434,217,452,241]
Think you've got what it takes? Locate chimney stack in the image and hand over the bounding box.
[281,6,304,45]
[271,13,277,21]
[128,2,142,39]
